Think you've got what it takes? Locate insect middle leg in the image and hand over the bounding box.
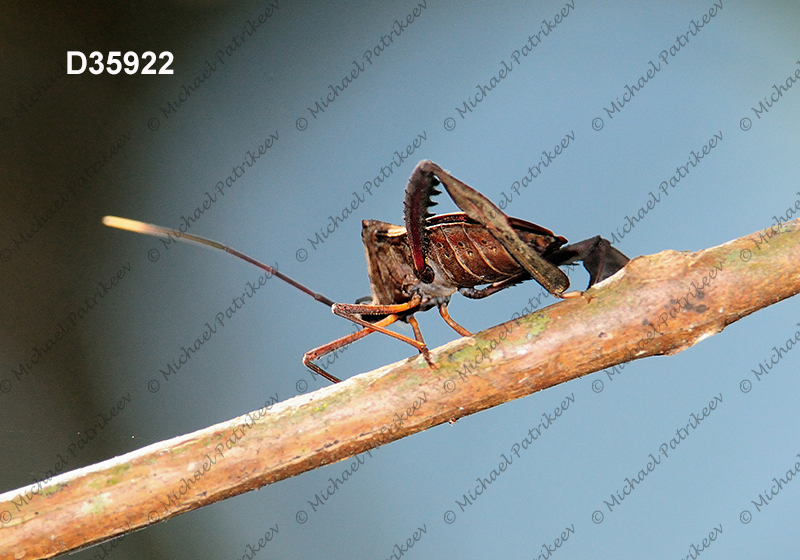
[438,303,472,337]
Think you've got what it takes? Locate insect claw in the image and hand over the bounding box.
[560,290,584,299]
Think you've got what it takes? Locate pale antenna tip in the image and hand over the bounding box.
[103,216,149,233]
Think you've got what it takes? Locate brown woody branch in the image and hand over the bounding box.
[2,219,799,559]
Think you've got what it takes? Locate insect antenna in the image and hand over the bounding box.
[102,216,336,307]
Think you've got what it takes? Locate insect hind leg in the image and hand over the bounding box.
[550,236,630,288]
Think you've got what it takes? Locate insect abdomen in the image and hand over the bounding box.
[428,222,554,287]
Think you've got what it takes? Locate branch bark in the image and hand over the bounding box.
[2,220,799,558]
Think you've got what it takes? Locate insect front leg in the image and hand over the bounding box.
[330,294,425,350]
[405,315,438,369]
[308,294,437,376]
[303,314,403,383]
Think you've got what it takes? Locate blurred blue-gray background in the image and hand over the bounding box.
[1,0,799,557]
